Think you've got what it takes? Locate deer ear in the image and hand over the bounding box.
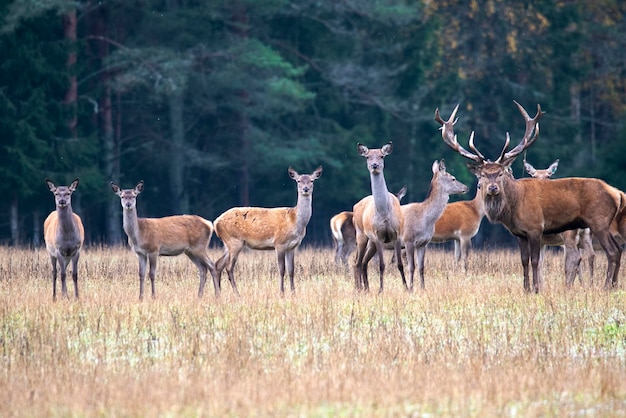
[524,161,536,176]
[466,163,481,178]
[69,179,79,192]
[135,180,144,194]
[548,159,559,175]
[357,143,369,157]
[45,179,56,192]
[312,166,323,179]
[381,141,393,156]
[111,182,121,194]
[431,160,439,174]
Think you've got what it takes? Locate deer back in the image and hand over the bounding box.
[485,176,621,236]
[133,215,213,254]
[214,206,302,249]
[433,198,484,241]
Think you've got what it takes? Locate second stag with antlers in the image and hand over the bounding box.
[435,101,623,292]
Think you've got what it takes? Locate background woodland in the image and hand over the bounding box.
[1,0,626,247]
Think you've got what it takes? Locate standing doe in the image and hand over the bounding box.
[436,101,623,292]
[401,160,468,290]
[524,157,595,285]
[111,180,218,300]
[44,179,85,300]
[352,142,407,292]
[214,166,323,295]
[330,186,406,267]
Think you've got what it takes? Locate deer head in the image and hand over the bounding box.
[524,158,559,179]
[435,101,544,197]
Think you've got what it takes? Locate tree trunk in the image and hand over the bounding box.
[63,10,78,138]
[32,210,41,247]
[168,90,189,214]
[10,196,19,246]
[93,6,122,244]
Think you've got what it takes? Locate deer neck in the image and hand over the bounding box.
[370,171,392,215]
[295,193,313,233]
[422,181,451,224]
[56,204,79,235]
[122,206,141,241]
[470,189,485,217]
[483,179,519,223]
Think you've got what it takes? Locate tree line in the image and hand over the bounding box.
[1,0,625,248]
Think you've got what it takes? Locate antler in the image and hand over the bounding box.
[434,104,484,165]
[497,101,544,166]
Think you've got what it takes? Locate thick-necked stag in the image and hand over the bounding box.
[524,158,595,285]
[44,179,85,300]
[111,181,219,300]
[214,166,323,295]
[435,101,622,292]
[353,142,407,293]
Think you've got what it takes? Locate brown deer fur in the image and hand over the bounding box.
[44,179,85,300]
[111,181,218,300]
[352,142,406,292]
[214,166,323,295]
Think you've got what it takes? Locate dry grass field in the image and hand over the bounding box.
[0,244,625,417]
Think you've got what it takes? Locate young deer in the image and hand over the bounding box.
[430,187,485,272]
[401,160,468,290]
[352,142,407,293]
[111,180,218,300]
[214,166,323,295]
[524,158,595,285]
[436,101,623,292]
[44,179,85,300]
[330,186,407,266]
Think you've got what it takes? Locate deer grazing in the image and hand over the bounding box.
[214,166,323,295]
[44,179,85,300]
[330,186,407,266]
[523,158,595,285]
[111,180,218,300]
[352,142,407,292]
[430,185,485,272]
[401,160,468,290]
[435,101,623,292]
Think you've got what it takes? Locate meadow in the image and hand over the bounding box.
[0,245,625,417]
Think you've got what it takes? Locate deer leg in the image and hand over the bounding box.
[395,241,407,291]
[563,242,581,287]
[71,254,79,300]
[529,238,542,293]
[404,241,416,292]
[594,231,621,289]
[58,257,69,299]
[187,252,209,298]
[276,250,287,295]
[148,254,158,298]
[286,250,296,293]
[518,237,532,293]
[372,241,386,294]
[137,253,148,300]
[460,238,471,273]
[50,255,58,301]
[416,245,427,290]
[361,240,378,292]
[354,234,368,290]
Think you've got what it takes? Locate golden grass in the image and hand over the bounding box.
[0,245,625,417]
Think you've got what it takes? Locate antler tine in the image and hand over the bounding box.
[498,101,543,165]
[497,132,513,163]
[468,131,487,161]
[435,104,483,164]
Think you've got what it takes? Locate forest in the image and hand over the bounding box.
[1,0,626,248]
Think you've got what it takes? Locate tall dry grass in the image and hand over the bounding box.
[0,244,625,417]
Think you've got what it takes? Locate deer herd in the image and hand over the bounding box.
[42,101,626,300]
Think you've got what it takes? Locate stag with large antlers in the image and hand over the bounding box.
[435,101,623,292]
